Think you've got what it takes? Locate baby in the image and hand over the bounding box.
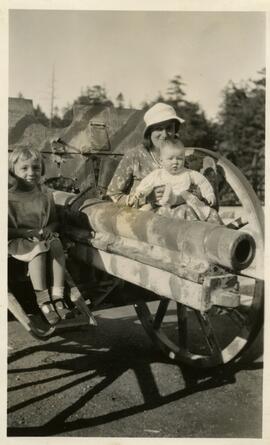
[132,140,222,223]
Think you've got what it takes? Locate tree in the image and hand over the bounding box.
[250,67,265,89]
[163,75,216,148]
[166,75,186,106]
[216,69,265,200]
[61,104,73,127]
[33,104,50,127]
[140,100,149,110]
[50,105,65,128]
[116,92,125,109]
[177,101,216,148]
[141,75,216,148]
[75,85,113,106]
[47,84,114,128]
[154,91,166,104]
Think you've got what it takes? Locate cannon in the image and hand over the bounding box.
[57,147,263,368]
[8,147,264,369]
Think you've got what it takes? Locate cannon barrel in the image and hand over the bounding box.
[77,201,255,271]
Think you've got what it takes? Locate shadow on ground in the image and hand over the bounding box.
[7,308,263,437]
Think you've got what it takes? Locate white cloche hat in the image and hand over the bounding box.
[143,103,185,137]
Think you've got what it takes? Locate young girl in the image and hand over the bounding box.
[8,147,71,325]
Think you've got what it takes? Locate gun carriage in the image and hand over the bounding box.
[8,105,264,369]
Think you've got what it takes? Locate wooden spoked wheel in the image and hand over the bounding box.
[134,148,264,368]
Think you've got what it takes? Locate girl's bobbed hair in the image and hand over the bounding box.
[9,146,45,175]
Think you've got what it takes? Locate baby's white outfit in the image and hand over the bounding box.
[135,167,215,206]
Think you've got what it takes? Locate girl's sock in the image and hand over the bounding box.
[50,286,65,299]
[35,289,51,306]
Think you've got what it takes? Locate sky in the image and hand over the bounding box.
[9,10,265,120]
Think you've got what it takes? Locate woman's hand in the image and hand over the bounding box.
[40,227,59,241]
[127,191,148,208]
[147,185,165,205]
[128,192,142,208]
[26,229,43,241]
[41,222,60,240]
[39,227,52,240]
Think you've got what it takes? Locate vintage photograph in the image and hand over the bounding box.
[7,6,265,438]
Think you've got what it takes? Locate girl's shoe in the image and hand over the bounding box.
[53,298,73,320]
[39,302,60,326]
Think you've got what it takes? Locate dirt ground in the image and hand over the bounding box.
[7,303,263,438]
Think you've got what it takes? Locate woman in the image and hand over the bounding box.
[107,102,185,207]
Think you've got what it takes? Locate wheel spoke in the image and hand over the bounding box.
[177,303,188,348]
[227,308,248,329]
[195,311,222,356]
[153,299,170,330]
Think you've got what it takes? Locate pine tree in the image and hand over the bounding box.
[216,69,265,200]
[116,92,125,109]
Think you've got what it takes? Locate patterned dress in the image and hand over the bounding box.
[107,144,160,205]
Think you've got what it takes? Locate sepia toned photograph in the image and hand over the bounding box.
[7,5,265,439]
